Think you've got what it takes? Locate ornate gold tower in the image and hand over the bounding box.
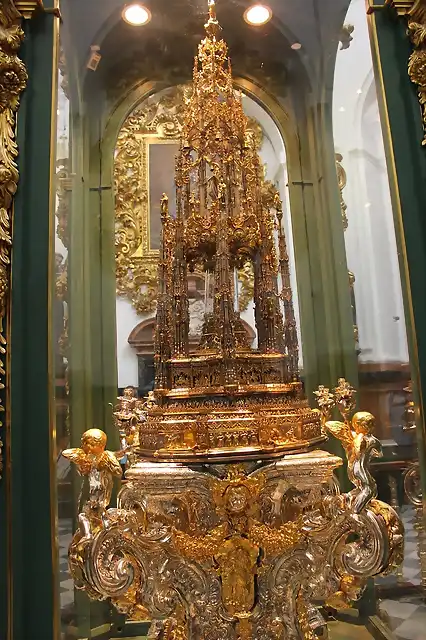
[143,0,322,461]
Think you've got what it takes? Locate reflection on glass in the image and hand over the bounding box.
[53,0,425,638]
[333,0,423,628]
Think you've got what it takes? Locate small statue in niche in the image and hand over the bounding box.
[214,535,259,616]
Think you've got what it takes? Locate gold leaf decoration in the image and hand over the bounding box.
[0,0,27,478]
[407,2,426,145]
[386,0,426,145]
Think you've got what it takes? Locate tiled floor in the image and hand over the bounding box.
[379,596,426,640]
[59,518,74,611]
[58,506,426,639]
[377,505,426,640]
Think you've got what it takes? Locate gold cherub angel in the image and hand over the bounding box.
[314,380,382,512]
[63,429,122,511]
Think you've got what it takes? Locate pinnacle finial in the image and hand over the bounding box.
[208,0,216,20]
[205,0,221,38]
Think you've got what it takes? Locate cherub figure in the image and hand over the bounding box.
[314,380,382,513]
[62,428,122,511]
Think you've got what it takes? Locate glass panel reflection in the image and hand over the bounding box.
[53,1,425,638]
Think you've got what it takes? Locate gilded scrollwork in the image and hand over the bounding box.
[66,436,403,640]
[386,0,426,145]
[0,0,27,477]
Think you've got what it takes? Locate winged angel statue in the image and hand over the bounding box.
[62,428,122,512]
[314,379,381,513]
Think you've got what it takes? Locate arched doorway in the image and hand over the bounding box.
[126,316,256,395]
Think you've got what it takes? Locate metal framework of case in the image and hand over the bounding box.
[63,3,405,639]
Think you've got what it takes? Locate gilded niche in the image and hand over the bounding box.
[0,0,28,477]
[114,85,264,315]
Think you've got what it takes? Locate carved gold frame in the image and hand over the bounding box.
[114,85,261,315]
[384,0,426,145]
[0,0,28,478]
[114,87,188,314]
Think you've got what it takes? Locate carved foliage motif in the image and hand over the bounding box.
[387,0,426,144]
[114,86,263,315]
[406,0,426,145]
[0,0,27,477]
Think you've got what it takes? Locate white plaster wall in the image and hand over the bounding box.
[56,77,70,260]
[116,94,301,386]
[116,298,144,387]
[332,0,408,364]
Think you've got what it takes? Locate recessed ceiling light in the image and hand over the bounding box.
[357,88,362,94]
[291,42,302,50]
[122,3,151,26]
[339,106,345,112]
[244,4,272,26]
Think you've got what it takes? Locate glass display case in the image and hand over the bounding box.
[2,1,426,639]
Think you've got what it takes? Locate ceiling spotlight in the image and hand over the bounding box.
[244,4,272,26]
[291,42,302,50]
[122,3,151,26]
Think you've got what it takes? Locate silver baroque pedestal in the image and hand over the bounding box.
[67,449,403,640]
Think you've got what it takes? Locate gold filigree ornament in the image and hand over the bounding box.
[114,86,264,314]
[172,465,303,635]
[0,1,27,477]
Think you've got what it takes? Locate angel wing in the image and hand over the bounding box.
[249,520,303,558]
[62,448,91,475]
[100,451,123,477]
[324,420,354,455]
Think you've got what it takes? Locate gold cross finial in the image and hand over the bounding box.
[208,0,216,20]
[205,0,221,38]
